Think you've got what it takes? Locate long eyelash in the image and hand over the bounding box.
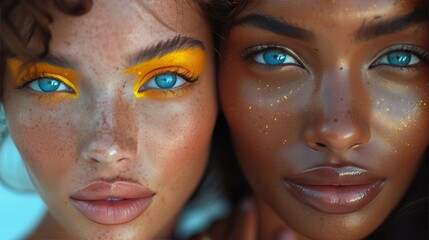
[390,45,429,63]
[15,71,50,89]
[241,43,281,59]
[369,44,429,72]
[167,67,199,83]
[137,67,199,97]
[240,43,305,70]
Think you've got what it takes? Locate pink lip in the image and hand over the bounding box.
[284,166,384,214]
[71,181,155,225]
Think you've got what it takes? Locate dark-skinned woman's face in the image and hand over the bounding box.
[219,0,429,239]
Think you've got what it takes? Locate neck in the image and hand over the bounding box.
[255,197,310,240]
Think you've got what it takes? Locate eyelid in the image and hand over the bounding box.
[124,47,205,98]
[370,44,429,68]
[6,58,79,98]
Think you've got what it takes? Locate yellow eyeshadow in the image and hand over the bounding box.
[124,48,205,98]
[6,58,79,98]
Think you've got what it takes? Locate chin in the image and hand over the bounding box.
[267,188,394,240]
[74,223,159,240]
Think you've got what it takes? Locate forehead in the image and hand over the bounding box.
[46,0,206,67]
[242,0,422,30]
[50,0,202,30]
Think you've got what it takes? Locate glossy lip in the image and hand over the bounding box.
[284,166,384,214]
[71,181,155,225]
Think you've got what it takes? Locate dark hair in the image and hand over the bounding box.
[207,0,429,238]
[0,0,93,98]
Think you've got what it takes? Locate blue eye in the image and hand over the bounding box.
[254,50,299,65]
[375,51,420,67]
[28,78,72,92]
[141,73,188,90]
[155,74,177,89]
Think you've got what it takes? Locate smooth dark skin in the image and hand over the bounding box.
[219,0,429,239]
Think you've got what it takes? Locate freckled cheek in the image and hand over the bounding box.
[6,105,79,192]
[141,87,216,195]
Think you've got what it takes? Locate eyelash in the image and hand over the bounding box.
[370,44,429,70]
[139,67,198,90]
[134,67,200,99]
[241,44,304,69]
[242,44,429,72]
[18,72,75,93]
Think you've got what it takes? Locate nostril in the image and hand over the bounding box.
[316,142,327,148]
[308,141,327,151]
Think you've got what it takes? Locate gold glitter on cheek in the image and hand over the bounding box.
[376,100,425,131]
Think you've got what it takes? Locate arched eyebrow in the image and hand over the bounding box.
[127,35,204,67]
[355,6,428,41]
[232,14,315,41]
[33,55,75,69]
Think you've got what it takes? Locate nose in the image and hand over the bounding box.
[80,95,138,166]
[304,70,370,152]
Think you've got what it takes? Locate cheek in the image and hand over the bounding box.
[219,62,310,186]
[371,81,429,174]
[4,97,79,194]
[139,80,217,198]
[379,96,429,193]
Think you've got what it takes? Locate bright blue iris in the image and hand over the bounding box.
[263,51,287,65]
[387,51,411,66]
[38,78,61,92]
[155,74,177,89]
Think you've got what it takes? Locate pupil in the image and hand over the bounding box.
[155,74,177,89]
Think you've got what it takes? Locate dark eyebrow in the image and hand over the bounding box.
[34,55,75,69]
[233,14,314,41]
[127,36,204,67]
[355,6,428,41]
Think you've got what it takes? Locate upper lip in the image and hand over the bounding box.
[71,180,155,200]
[286,166,381,186]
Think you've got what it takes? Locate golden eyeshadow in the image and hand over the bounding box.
[6,59,79,99]
[124,48,205,99]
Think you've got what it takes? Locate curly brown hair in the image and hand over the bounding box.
[0,0,93,97]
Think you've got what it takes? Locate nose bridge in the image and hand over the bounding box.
[321,70,354,124]
[80,92,138,165]
[305,68,370,152]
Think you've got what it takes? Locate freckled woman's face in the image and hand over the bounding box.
[2,0,216,239]
[220,0,429,239]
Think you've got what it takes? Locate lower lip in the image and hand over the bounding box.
[284,180,384,214]
[71,197,153,225]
